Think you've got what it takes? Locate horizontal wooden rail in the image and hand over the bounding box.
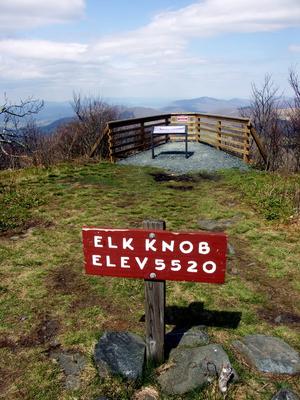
[90,112,266,165]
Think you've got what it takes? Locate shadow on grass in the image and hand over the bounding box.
[140,301,242,357]
[165,302,242,329]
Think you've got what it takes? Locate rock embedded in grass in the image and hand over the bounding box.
[157,344,238,395]
[94,331,145,380]
[49,350,87,390]
[271,388,300,400]
[233,335,300,374]
[197,216,240,232]
[165,326,209,352]
[227,243,235,256]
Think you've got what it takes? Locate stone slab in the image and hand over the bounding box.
[271,389,299,400]
[94,331,145,380]
[158,344,237,395]
[233,335,300,375]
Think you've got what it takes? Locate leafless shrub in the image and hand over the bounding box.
[25,95,121,167]
[248,74,284,170]
[70,93,120,158]
[287,67,300,171]
[0,95,43,155]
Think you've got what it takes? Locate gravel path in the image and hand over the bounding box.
[118,142,249,173]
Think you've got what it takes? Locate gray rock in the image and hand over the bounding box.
[94,331,145,380]
[233,335,300,375]
[198,216,240,232]
[50,350,86,390]
[271,389,300,400]
[94,397,111,400]
[175,326,209,348]
[227,243,235,256]
[158,344,237,395]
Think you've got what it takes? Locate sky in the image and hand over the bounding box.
[0,0,300,104]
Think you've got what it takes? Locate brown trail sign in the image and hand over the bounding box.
[82,220,227,364]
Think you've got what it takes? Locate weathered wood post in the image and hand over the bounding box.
[143,220,166,365]
[197,116,201,143]
[217,120,222,150]
[243,123,251,164]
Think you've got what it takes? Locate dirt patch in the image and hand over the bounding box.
[0,337,17,350]
[229,238,300,327]
[0,219,54,239]
[150,171,220,183]
[102,318,133,331]
[47,266,135,330]
[47,266,86,295]
[257,308,300,326]
[167,184,194,191]
[47,265,100,310]
[18,315,60,347]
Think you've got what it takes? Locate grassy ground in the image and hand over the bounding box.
[0,161,299,400]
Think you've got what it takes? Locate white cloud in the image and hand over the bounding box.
[0,39,88,61]
[1,0,300,99]
[289,45,300,53]
[147,0,300,36]
[0,0,85,32]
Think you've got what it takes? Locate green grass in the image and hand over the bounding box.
[0,162,299,399]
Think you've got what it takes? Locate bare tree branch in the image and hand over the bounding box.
[0,95,43,154]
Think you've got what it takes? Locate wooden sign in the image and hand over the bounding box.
[176,115,189,122]
[82,227,227,284]
[153,125,186,135]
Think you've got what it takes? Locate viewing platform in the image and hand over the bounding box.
[90,113,266,171]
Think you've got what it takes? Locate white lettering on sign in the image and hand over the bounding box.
[136,257,148,270]
[162,240,174,252]
[83,227,227,283]
[91,255,219,275]
[108,236,118,248]
[123,237,134,250]
[121,257,130,268]
[94,236,103,247]
[179,241,193,254]
[145,239,157,252]
[203,261,217,274]
[92,254,102,266]
[106,255,116,267]
[93,236,211,255]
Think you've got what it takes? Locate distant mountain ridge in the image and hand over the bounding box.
[35,97,251,134]
[162,96,250,115]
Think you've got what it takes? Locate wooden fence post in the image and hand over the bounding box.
[197,116,201,143]
[140,121,145,149]
[243,123,251,163]
[143,220,166,365]
[108,127,114,163]
[217,120,222,150]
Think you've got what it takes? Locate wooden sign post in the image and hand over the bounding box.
[143,220,166,364]
[82,221,227,364]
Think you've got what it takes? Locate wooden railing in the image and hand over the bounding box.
[91,113,267,164]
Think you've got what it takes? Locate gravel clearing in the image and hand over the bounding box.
[118,142,249,173]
